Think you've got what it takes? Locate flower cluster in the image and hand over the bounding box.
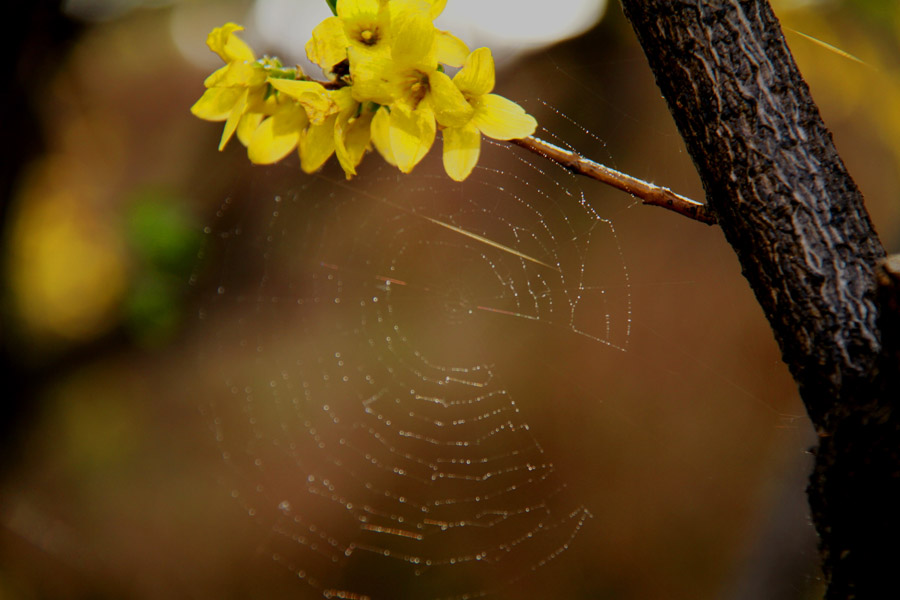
[190,0,537,181]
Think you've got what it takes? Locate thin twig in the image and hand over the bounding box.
[277,75,714,224]
[510,136,717,226]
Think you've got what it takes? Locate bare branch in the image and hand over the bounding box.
[510,136,717,225]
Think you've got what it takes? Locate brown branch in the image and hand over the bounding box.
[509,136,717,225]
[288,75,715,224]
[620,1,892,597]
[877,254,900,381]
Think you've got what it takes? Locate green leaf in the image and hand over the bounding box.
[126,188,202,276]
[122,187,202,345]
[124,272,183,347]
[326,0,338,16]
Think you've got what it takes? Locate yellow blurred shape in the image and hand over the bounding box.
[779,9,900,240]
[8,157,128,343]
[784,13,874,114]
[0,571,37,600]
[49,364,143,477]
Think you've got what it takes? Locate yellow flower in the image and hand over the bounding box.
[334,101,376,178]
[371,101,437,172]
[306,0,392,74]
[434,29,469,68]
[247,83,371,180]
[292,86,373,179]
[422,0,470,67]
[248,79,339,168]
[441,47,537,181]
[205,22,255,63]
[193,10,537,184]
[297,87,362,177]
[306,0,468,76]
[268,79,339,125]
[424,0,446,18]
[398,0,468,67]
[353,1,471,173]
[370,105,397,167]
[364,67,471,172]
[190,23,269,151]
[247,100,309,165]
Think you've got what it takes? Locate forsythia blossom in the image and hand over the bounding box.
[191,0,537,181]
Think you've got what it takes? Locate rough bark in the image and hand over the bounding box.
[618,1,900,598]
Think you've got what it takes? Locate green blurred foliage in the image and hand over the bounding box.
[124,188,203,346]
[849,0,898,29]
[127,189,201,274]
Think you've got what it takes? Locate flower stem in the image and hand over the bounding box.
[509,136,717,226]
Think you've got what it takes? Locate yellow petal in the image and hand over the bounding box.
[247,107,307,164]
[426,0,447,19]
[268,79,337,124]
[243,85,274,116]
[306,17,350,71]
[237,111,264,146]
[202,64,229,88]
[371,106,397,167]
[335,108,374,178]
[268,78,325,98]
[389,102,436,173]
[453,47,495,97]
[435,30,469,68]
[191,87,243,121]
[219,88,249,150]
[300,116,337,173]
[337,0,381,19]
[330,86,359,113]
[389,0,436,64]
[206,23,255,64]
[205,61,266,88]
[429,70,473,128]
[348,49,397,105]
[472,94,537,140]
[442,123,481,181]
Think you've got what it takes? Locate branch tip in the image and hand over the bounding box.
[510,136,717,226]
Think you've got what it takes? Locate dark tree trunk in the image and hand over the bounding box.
[618,1,900,598]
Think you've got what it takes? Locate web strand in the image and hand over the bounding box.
[195,134,631,598]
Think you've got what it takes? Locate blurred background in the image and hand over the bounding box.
[2,0,899,598]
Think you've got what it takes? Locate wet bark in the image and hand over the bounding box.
[618,1,900,598]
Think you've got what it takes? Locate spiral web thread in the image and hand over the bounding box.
[195,130,631,599]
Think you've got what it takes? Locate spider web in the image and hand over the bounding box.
[193,127,631,599]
